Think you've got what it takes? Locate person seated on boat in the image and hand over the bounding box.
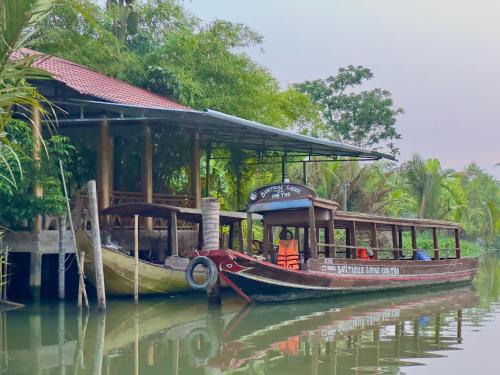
[277,228,299,270]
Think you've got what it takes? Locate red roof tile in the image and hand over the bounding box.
[11,48,190,111]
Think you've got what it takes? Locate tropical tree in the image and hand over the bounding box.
[0,0,55,193]
[294,65,403,155]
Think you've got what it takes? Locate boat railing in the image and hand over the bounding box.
[316,243,461,260]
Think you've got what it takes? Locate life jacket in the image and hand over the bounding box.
[277,239,299,270]
[356,247,370,260]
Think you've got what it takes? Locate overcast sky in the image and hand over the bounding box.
[186,0,500,178]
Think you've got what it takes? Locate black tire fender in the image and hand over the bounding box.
[185,256,219,290]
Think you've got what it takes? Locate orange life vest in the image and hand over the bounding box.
[277,239,299,270]
[356,247,370,260]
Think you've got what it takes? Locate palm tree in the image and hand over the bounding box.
[0,0,55,190]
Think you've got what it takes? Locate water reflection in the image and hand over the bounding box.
[1,255,499,375]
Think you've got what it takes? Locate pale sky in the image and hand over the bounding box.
[186,0,500,178]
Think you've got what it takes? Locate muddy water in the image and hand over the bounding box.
[1,254,498,375]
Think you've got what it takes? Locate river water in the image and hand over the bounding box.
[1,254,498,375]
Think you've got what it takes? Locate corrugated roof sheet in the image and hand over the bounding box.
[10,48,190,111]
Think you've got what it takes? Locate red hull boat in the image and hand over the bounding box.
[188,183,479,303]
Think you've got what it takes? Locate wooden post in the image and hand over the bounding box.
[309,206,317,259]
[345,227,351,259]
[294,227,300,252]
[281,153,287,182]
[202,197,221,304]
[302,161,307,185]
[58,302,65,375]
[263,224,269,259]
[191,131,201,209]
[455,228,461,259]
[371,222,379,260]
[134,214,139,303]
[205,143,211,197]
[29,242,42,302]
[398,229,403,258]
[170,212,178,256]
[392,225,399,260]
[351,222,357,259]
[329,210,336,258]
[304,226,309,261]
[411,226,417,259]
[58,215,66,300]
[142,125,153,231]
[88,180,106,311]
[77,252,85,307]
[268,226,274,260]
[93,312,106,375]
[432,227,440,260]
[246,212,253,254]
[237,221,244,251]
[228,223,234,249]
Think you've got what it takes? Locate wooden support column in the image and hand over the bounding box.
[237,221,244,250]
[246,212,253,254]
[371,222,379,260]
[303,226,309,261]
[392,225,399,260]
[345,227,351,259]
[142,125,153,230]
[98,118,111,212]
[455,228,461,259]
[432,227,440,260]
[263,224,269,258]
[302,161,307,185]
[191,130,201,209]
[411,226,417,259]
[281,152,287,182]
[309,206,318,259]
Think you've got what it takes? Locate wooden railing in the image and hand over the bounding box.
[72,190,195,230]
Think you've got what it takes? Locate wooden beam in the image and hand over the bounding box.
[191,130,201,208]
[411,226,417,259]
[205,143,211,197]
[371,222,379,260]
[142,125,153,231]
[432,227,440,260]
[455,228,461,259]
[309,206,318,259]
[398,229,403,258]
[392,225,399,260]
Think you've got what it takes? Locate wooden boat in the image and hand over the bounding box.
[192,183,479,302]
[76,202,257,296]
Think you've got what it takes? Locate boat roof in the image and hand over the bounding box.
[100,202,261,225]
[247,183,460,230]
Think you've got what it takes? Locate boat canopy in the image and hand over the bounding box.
[101,202,261,225]
[248,183,460,231]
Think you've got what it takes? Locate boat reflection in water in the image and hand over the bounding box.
[201,286,478,374]
[0,281,494,375]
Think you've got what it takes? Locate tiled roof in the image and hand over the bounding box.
[11,48,190,111]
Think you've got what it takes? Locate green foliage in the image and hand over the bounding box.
[0,120,74,229]
[294,65,403,155]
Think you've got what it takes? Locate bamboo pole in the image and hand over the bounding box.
[135,308,139,375]
[93,312,106,375]
[2,245,8,301]
[58,302,65,375]
[59,161,88,308]
[88,180,106,311]
[134,214,139,303]
[58,215,66,300]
